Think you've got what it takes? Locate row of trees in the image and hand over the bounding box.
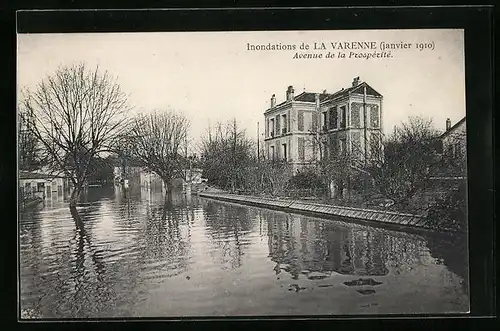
[199,119,293,195]
[198,115,465,215]
[19,63,191,208]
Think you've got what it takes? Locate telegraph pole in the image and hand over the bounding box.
[363,84,368,167]
[257,122,260,160]
[363,84,369,198]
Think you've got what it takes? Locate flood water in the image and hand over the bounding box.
[19,185,469,318]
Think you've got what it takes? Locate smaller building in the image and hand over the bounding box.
[139,167,204,192]
[440,117,466,161]
[139,169,164,190]
[113,166,143,184]
[425,117,467,204]
[19,171,67,203]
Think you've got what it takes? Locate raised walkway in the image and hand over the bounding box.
[198,191,438,233]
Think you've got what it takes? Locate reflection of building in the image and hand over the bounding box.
[263,77,384,172]
[266,214,432,277]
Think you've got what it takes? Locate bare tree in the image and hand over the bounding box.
[20,63,131,207]
[258,159,292,195]
[199,119,255,192]
[129,110,190,195]
[373,116,441,206]
[18,109,43,171]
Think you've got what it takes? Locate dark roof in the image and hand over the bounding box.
[19,171,65,180]
[439,117,466,139]
[294,92,332,103]
[323,82,382,102]
[267,82,382,111]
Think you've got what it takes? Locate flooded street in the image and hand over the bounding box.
[19,186,469,318]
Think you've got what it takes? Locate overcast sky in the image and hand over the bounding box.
[18,29,465,150]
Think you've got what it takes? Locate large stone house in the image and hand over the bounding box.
[263,77,384,173]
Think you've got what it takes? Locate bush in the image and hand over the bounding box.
[289,170,325,191]
[425,181,467,232]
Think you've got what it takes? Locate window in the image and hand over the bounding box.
[351,103,361,128]
[339,139,346,156]
[270,146,275,161]
[270,118,275,137]
[370,105,380,128]
[322,112,328,131]
[298,111,304,131]
[446,144,453,157]
[322,141,329,160]
[275,115,280,135]
[329,107,338,129]
[282,143,287,160]
[340,106,346,128]
[370,132,380,159]
[298,137,305,161]
[329,136,338,155]
[352,132,361,155]
[282,114,287,134]
[312,112,318,131]
[454,141,462,158]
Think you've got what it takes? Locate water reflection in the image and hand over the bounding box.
[265,211,397,278]
[142,196,190,278]
[19,187,469,318]
[201,200,256,270]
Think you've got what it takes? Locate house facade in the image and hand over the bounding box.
[19,171,68,203]
[440,117,466,161]
[263,77,384,172]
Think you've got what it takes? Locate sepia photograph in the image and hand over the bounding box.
[17,28,468,319]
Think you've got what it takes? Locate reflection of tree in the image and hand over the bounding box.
[20,204,115,318]
[201,201,254,270]
[19,206,44,314]
[141,196,190,277]
[68,207,110,313]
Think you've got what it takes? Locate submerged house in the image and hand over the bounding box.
[19,171,68,204]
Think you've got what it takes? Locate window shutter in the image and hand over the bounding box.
[312,112,318,131]
[298,111,304,131]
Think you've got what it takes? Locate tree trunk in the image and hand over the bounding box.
[69,183,84,208]
[162,178,173,197]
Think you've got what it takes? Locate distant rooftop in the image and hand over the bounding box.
[440,117,466,139]
[19,171,65,180]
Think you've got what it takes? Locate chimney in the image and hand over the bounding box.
[286,85,294,101]
[270,94,276,108]
[446,118,451,131]
[352,76,360,87]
